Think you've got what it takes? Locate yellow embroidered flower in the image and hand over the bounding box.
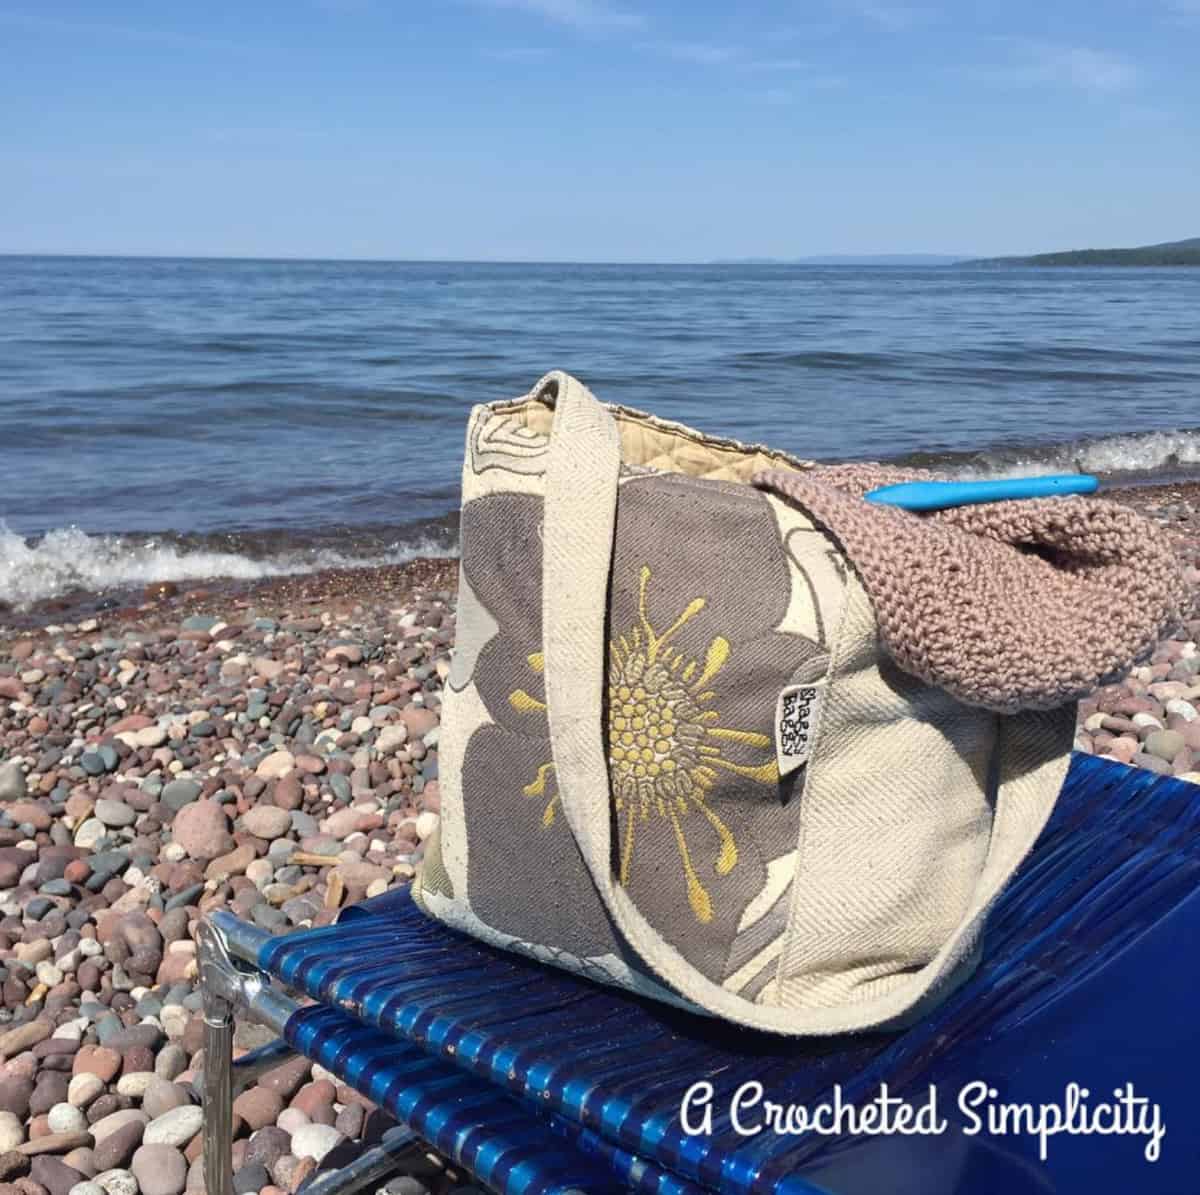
[457,480,825,983]
[508,565,779,924]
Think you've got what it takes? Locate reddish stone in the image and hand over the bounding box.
[290,1079,336,1121]
[272,776,303,811]
[155,952,195,987]
[332,861,388,889]
[259,1056,311,1100]
[94,1119,143,1170]
[73,1046,120,1083]
[283,1156,317,1192]
[122,1046,154,1077]
[399,706,438,738]
[1114,697,1160,717]
[100,878,127,903]
[92,913,121,946]
[5,804,51,832]
[322,810,381,839]
[0,1077,33,1119]
[204,844,255,881]
[171,800,234,862]
[31,1039,77,1061]
[63,860,91,885]
[1107,736,1140,764]
[163,862,204,893]
[232,1087,284,1132]
[75,963,101,993]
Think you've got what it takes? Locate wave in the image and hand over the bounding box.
[0,523,458,611]
[5,425,1200,613]
[899,426,1200,482]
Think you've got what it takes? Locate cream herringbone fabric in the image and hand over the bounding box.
[418,370,1180,1035]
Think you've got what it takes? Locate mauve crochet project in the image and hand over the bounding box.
[755,465,1185,713]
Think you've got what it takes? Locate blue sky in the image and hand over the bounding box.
[1,0,1197,260]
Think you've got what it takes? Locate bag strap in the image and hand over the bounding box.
[540,371,624,877]
[543,374,781,1025]
[538,378,1124,1032]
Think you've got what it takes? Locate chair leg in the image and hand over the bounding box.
[203,987,235,1195]
[197,916,247,1195]
[195,912,429,1195]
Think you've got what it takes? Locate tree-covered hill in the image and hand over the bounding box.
[971,237,1200,267]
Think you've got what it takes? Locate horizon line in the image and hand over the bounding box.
[0,250,982,267]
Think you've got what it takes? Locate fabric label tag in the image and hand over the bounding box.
[775,681,825,778]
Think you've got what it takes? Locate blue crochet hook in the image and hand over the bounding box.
[864,474,1099,512]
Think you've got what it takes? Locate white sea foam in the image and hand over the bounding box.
[942,427,1200,481]
[5,427,1199,611]
[0,524,457,610]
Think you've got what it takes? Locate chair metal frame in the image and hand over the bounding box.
[198,912,425,1195]
[197,754,1200,1195]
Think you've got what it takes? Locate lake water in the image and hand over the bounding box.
[2,255,1199,605]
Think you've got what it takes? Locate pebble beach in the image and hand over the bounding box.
[0,482,1197,1195]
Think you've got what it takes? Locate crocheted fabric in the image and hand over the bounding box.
[754,466,1185,713]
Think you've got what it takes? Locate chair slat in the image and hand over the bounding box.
[261,755,1200,1193]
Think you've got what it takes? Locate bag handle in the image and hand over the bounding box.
[538,375,1079,1034]
[542,373,746,1018]
[539,372,624,872]
[754,466,1184,712]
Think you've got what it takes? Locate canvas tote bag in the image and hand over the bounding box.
[415,371,1182,1036]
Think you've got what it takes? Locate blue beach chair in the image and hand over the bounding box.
[198,753,1200,1195]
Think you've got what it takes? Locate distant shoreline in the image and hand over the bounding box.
[968,236,1200,268]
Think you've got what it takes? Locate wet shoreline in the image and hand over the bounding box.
[4,479,1199,633]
